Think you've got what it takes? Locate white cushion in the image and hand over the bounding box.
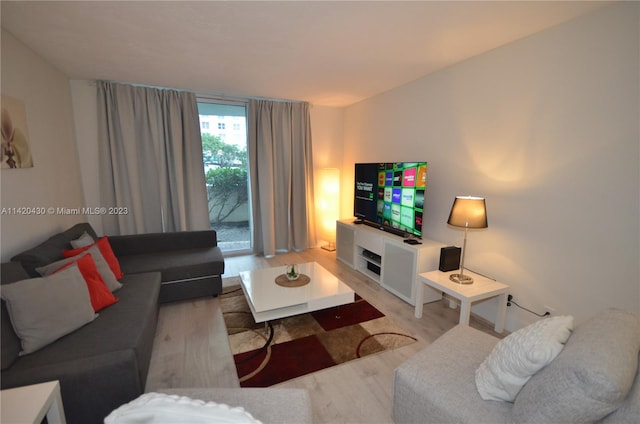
[105,392,262,424]
[475,315,573,402]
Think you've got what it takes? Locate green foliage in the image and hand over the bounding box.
[201,133,222,155]
[201,134,247,168]
[203,133,249,224]
[205,167,247,192]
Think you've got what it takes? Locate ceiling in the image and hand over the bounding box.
[1,1,612,107]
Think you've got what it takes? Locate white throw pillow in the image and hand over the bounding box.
[105,392,262,424]
[475,315,573,402]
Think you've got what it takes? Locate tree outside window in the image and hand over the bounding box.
[201,133,248,224]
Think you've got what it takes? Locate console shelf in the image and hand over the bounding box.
[336,219,444,306]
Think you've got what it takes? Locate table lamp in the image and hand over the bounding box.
[447,196,488,284]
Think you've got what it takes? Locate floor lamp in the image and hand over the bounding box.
[447,196,488,284]
[318,168,340,251]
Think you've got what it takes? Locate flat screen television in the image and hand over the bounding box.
[354,162,427,238]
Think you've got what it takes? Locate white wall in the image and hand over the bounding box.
[1,30,85,261]
[311,105,344,246]
[342,3,640,330]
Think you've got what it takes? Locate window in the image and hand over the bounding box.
[197,101,250,253]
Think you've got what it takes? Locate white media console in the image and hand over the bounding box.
[336,219,444,306]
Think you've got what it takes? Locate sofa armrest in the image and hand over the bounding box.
[160,388,313,424]
[108,230,218,256]
[393,325,511,424]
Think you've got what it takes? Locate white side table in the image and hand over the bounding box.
[415,269,509,333]
[1,380,66,424]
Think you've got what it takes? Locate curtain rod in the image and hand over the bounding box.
[197,92,307,105]
[87,80,308,105]
[197,94,248,106]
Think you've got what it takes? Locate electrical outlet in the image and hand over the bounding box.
[544,305,556,316]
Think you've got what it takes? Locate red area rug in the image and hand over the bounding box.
[220,279,417,387]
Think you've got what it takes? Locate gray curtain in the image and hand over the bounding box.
[97,81,209,235]
[248,99,317,257]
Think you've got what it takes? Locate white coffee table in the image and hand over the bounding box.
[238,262,355,323]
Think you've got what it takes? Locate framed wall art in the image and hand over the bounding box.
[1,95,33,169]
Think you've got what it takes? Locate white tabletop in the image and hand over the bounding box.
[239,262,355,322]
[419,269,509,301]
[1,380,66,424]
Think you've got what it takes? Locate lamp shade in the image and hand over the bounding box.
[447,196,488,229]
[317,168,340,249]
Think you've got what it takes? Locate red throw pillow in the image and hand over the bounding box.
[55,254,119,312]
[64,236,124,280]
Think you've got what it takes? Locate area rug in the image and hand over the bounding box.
[220,277,417,387]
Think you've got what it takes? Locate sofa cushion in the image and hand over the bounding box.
[70,231,95,248]
[1,262,29,370]
[599,352,640,423]
[108,231,219,256]
[53,254,119,312]
[475,315,573,402]
[0,265,97,355]
[37,244,122,292]
[513,308,640,423]
[117,247,224,282]
[11,223,98,276]
[64,237,124,280]
[0,300,20,370]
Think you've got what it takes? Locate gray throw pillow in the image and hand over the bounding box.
[0,265,97,354]
[36,244,122,292]
[70,231,95,249]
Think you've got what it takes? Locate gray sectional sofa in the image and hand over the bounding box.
[1,222,225,423]
[393,308,640,423]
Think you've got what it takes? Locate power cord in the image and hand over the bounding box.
[507,295,550,317]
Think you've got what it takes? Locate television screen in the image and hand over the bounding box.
[354,162,427,237]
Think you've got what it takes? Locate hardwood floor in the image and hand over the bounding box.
[145,248,502,423]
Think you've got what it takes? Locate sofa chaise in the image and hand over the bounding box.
[1,222,225,423]
[393,308,640,423]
